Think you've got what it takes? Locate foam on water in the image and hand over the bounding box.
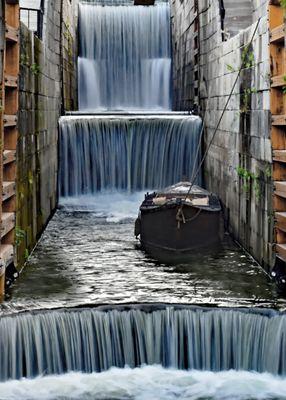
[0,366,286,400]
[59,191,145,222]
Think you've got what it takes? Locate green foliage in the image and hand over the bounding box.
[236,166,257,181]
[226,48,255,74]
[236,167,261,199]
[28,171,33,186]
[24,249,29,261]
[280,0,286,9]
[15,227,26,247]
[242,48,255,69]
[226,48,258,114]
[30,63,41,75]
[226,64,236,73]
[264,165,272,178]
[63,21,74,61]
[241,87,257,114]
[20,53,30,67]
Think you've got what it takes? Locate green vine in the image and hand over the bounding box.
[63,20,74,60]
[30,63,41,75]
[241,48,255,69]
[15,227,26,247]
[226,48,258,114]
[282,75,286,95]
[236,167,261,199]
[280,0,286,10]
[241,87,257,114]
[20,53,30,67]
[24,249,30,261]
[264,165,272,179]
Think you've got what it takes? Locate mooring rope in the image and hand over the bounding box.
[177,17,262,226]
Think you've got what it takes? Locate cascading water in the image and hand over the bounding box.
[78,2,172,110]
[59,116,202,198]
[1,306,286,382]
[64,0,201,217]
[2,1,283,399]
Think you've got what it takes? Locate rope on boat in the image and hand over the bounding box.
[176,207,202,229]
[177,17,262,228]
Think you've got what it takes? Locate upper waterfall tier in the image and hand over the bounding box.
[78,3,172,111]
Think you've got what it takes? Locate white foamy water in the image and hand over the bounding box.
[0,366,286,400]
[59,191,146,222]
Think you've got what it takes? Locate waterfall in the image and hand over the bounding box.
[78,3,172,110]
[0,306,286,381]
[59,116,202,197]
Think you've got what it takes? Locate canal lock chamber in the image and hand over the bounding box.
[2,1,286,399]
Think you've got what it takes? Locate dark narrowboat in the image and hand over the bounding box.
[135,182,223,263]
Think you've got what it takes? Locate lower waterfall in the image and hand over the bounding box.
[0,306,286,381]
[59,116,202,197]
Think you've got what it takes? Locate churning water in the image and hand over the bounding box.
[2,367,286,400]
[78,3,172,110]
[59,115,202,197]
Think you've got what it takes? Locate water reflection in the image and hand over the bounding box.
[2,210,284,314]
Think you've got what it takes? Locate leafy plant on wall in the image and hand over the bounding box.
[280,0,286,10]
[236,167,260,199]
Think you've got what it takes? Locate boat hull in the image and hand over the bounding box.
[139,204,223,263]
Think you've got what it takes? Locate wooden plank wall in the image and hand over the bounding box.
[0,0,19,297]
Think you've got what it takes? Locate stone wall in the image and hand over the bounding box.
[171,0,198,111]
[62,0,78,112]
[171,0,273,269]
[223,0,253,38]
[17,0,78,264]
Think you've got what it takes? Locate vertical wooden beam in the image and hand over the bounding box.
[0,0,20,297]
[0,1,5,296]
[269,1,286,272]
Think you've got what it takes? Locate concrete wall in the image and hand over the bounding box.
[171,0,274,269]
[171,0,198,111]
[17,0,78,264]
[223,0,253,38]
[62,0,78,112]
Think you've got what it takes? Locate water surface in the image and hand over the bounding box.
[3,192,283,313]
[1,366,286,400]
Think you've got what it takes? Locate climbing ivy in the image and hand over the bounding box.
[226,48,258,115]
[236,165,272,200]
[20,53,30,67]
[15,227,26,247]
[241,48,255,69]
[241,87,257,114]
[30,63,41,75]
[236,167,260,199]
[282,75,286,95]
[24,249,30,261]
[280,0,286,10]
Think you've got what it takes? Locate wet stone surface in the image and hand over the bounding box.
[2,210,285,314]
